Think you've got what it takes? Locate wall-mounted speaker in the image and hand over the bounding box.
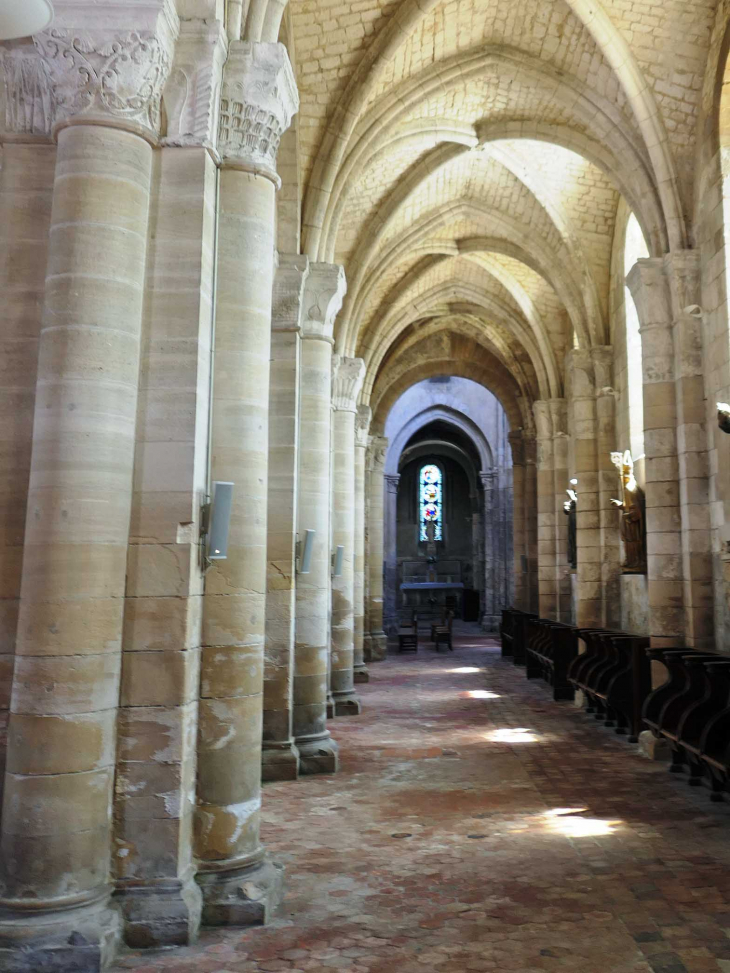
[333,545,344,577]
[298,529,315,574]
[207,481,234,560]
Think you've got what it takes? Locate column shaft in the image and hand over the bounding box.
[353,407,370,682]
[195,166,282,921]
[383,474,400,636]
[0,144,54,806]
[1,123,153,965]
[115,146,215,947]
[509,432,527,611]
[534,402,557,619]
[627,259,684,646]
[293,263,346,774]
[263,255,308,782]
[331,407,362,714]
[364,437,388,660]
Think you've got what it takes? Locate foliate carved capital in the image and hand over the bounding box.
[626,257,670,330]
[33,0,179,139]
[218,41,298,182]
[162,18,227,148]
[332,356,365,412]
[272,253,309,332]
[1,44,54,139]
[301,263,347,342]
[355,405,372,448]
[367,436,388,474]
[385,474,400,495]
[548,397,568,437]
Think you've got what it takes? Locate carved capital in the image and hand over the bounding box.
[33,0,179,140]
[384,474,400,495]
[1,44,54,139]
[532,401,552,442]
[626,257,670,332]
[162,18,227,148]
[590,346,613,391]
[367,436,388,474]
[548,397,568,437]
[272,253,309,332]
[508,430,525,466]
[355,405,372,448]
[332,356,365,412]
[301,263,347,342]
[218,41,298,182]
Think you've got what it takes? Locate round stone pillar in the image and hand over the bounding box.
[293,263,347,774]
[330,357,365,715]
[353,406,371,683]
[0,7,177,969]
[364,436,388,661]
[194,41,297,926]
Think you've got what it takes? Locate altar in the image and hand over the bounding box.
[400,581,464,617]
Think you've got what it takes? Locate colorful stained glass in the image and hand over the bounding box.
[419,464,443,541]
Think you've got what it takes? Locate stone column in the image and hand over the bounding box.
[509,430,527,610]
[0,69,55,807]
[0,5,177,968]
[353,406,371,683]
[627,259,684,647]
[549,400,571,622]
[293,263,347,774]
[665,252,713,649]
[364,436,388,660]
[383,473,401,636]
[194,41,297,925]
[592,347,622,630]
[262,255,309,782]
[330,356,365,715]
[534,402,557,619]
[112,19,227,948]
[524,435,539,613]
[480,470,499,630]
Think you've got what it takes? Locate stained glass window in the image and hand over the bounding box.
[419,464,443,542]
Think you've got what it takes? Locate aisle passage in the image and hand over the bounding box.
[117,633,730,973]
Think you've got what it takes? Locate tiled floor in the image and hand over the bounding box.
[115,630,730,973]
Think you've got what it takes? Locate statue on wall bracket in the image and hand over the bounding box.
[563,480,577,570]
[610,450,646,574]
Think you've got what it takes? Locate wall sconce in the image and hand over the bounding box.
[332,545,344,578]
[297,529,316,574]
[201,481,234,569]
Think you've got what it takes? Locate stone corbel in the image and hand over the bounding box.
[33,0,179,141]
[301,262,347,343]
[332,356,365,413]
[161,17,227,149]
[367,435,388,474]
[217,40,299,185]
[355,405,372,449]
[272,253,310,332]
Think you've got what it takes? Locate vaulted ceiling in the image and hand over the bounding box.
[284,0,716,428]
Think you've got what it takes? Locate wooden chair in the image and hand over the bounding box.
[433,611,454,652]
[398,610,418,653]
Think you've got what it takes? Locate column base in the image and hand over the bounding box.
[0,896,122,973]
[481,614,500,634]
[353,664,370,684]
[363,631,387,662]
[295,731,339,775]
[116,874,202,949]
[196,853,283,928]
[331,690,362,716]
[326,692,335,720]
[638,729,671,761]
[261,741,300,782]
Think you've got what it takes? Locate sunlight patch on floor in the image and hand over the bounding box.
[486,727,538,743]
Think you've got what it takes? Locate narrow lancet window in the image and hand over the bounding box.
[419,463,443,542]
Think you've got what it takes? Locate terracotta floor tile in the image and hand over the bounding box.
[110,631,730,973]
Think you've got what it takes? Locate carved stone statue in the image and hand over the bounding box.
[563,487,577,570]
[610,450,646,574]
